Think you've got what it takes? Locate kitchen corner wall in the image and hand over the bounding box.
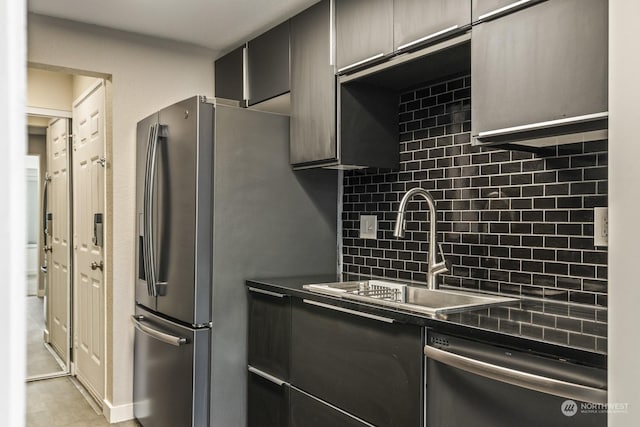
[342,73,608,308]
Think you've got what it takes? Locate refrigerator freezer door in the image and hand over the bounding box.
[136,97,213,325]
[153,96,213,326]
[136,112,159,311]
[133,306,210,427]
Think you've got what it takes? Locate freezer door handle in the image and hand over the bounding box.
[143,124,161,297]
[132,315,188,347]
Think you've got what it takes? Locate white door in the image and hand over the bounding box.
[73,81,106,402]
[47,118,71,363]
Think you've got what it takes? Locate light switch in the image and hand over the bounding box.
[360,215,378,240]
[594,207,608,247]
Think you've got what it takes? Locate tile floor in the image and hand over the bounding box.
[26,377,139,427]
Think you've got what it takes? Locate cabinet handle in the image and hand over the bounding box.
[338,53,385,74]
[397,25,460,51]
[303,299,394,323]
[248,287,286,298]
[477,0,533,22]
[425,345,607,404]
[476,112,608,139]
[248,366,286,387]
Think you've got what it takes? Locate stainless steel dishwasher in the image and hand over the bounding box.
[425,331,607,427]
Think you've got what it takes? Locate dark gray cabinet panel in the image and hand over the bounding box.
[290,388,368,427]
[247,289,290,381]
[248,372,289,427]
[290,0,337,166]
[215,46,244,102]
[472,0,544,22]
[393,0,470,52]
[290,299,423,427]
[247,21,290,106]
[335,0,394,73]
[471,0,608,140]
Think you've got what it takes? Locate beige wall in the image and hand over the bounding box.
[28,13,215,416]
[27,68,73,111]
[72,74,101,101]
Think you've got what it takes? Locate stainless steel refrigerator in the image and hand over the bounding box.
[133,96,337,427]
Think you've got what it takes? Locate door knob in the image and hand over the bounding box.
[90,260,104,271]
[44,246,53,253]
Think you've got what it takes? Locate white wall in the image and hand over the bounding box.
[28,13,215,417]
[609,1,640,426]
[0,0,26,426]
[72,74,100,102]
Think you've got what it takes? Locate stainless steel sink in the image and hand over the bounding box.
[303,280,518,315]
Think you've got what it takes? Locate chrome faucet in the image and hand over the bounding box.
[393,188,448,289]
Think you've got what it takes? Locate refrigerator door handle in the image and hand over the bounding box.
[143,124,160,296]
[132,315,187,347]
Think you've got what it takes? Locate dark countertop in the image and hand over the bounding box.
[247,275,607,369]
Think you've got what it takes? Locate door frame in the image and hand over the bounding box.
[26,107,73,382]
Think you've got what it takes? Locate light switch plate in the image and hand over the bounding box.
[594,207,608,247]
[360,215,378,240]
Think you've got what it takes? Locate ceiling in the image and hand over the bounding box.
[28,0,320,55]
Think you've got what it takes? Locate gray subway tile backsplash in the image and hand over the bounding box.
[341,74,608,307]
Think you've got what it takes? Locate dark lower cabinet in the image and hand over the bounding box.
[290,299,423,427]
[290,388,369,427]
[248,371,289,427]
[248,287,290,381]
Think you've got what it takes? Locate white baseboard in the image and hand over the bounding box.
[103,399,134,424]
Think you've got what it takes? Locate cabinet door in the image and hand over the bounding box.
[471,0,607,138]
[215,46,244,102]
[335,0,394,73]
[290,299,423,427]
[290,388,369,427]
[290,0,337,166]
[248,288,290,381]
[247,21,290,106]
[248,371,289,427]
[472,0,543,22]
[394,0,470,52]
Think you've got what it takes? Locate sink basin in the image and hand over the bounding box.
[303,280,518,315]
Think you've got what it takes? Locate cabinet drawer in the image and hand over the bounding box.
[248,370,289,427]
[248,287,290,380]
[290,298,422,427]
[290,387,369,427]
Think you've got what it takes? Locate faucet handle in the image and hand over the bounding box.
[437,242,450,273]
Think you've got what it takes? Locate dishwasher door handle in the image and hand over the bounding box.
[425,345,607,404]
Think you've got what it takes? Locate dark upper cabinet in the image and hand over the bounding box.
[393,0,470,52]
[471,0,608,146]
[335,0,394,73]
[290,299,423,427]
[290,388,369,427]
[472,0,545,22]
[214,46,245,102]
[290,0,337,167]
[247,21,290,106]
[247,287,290,381]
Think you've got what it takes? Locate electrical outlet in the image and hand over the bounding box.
[359,215,378,240]
[594,207,608,247]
